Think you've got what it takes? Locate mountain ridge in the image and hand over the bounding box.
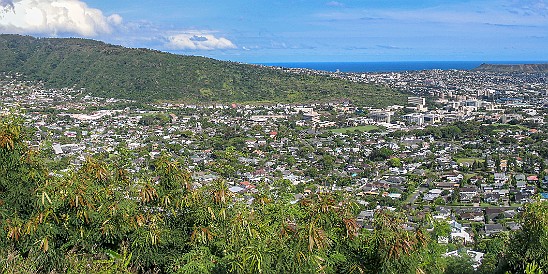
[472,63,548,73]
[0,34,404,106]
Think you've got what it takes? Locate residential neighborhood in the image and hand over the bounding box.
[1,68,547,250]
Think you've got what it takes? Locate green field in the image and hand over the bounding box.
[456,158,485,164]
[330,125,380,133]
[491,123,530,132]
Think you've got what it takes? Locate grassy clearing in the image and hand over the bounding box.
[330,125,380,133]
[456,158,484,164]
[464,173,478,181]
[491,123,529,131]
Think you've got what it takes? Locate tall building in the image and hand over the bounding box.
[407,96,426,106]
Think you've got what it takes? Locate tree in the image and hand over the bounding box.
[370,147,394,161]
[354,210,434,273]
[444,253,475,274]
[494,154,501,172]
[433,220,451,240]
[0,114,46,218]
[474,234,509,274]
[506,199,548,273]
[388,157,403,168]
[434,197,446,205]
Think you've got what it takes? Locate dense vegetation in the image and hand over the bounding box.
[1,114,548,273]
[0,34,404,106]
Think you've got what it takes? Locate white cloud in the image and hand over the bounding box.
[0,0,122,37]
[326,1,344,7]
[165,31,236,50]
[0,0,14,10]
[107,14,122,26]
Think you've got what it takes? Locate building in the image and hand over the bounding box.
[408,96,426,106]
[423,113,441,124]
[403,113,424,126]
[407,97,427,112]
[52,144,64,155]
[369,111,392,123]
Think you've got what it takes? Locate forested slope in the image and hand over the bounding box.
[0,34,404,106]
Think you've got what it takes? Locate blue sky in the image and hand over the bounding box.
[0,0,547,62]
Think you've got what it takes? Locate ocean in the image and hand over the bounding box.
[258,61,548,73]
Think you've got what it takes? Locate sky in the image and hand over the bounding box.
[0,0,547,63]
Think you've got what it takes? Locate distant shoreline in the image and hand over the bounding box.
[257,61,548,73]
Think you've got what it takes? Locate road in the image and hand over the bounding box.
[405,187,427,205]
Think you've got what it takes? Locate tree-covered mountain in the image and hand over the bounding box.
[0,34,404,106]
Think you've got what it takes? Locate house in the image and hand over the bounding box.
[506,222,521,231]
[494,173,508,184]
[460,211,484,222]
[515,192,533,203]
[524,185,536,194]
[52,144,64,155]
[228,186,245,193]
[515,174,526,185]
[240,181,256,190]
[413,169,427,176]
[386,176,406,184]
[482,185,494,193]
[484,224,504,236]
[459,187,479,202]
[435,182,459,190]
[445,173,464,183]
[433,206,452,220]
[356,210,375,228]
[388,193,402,199]
[484,208,515,223]
[450,220,473,244]
[516,181,527,190]
[192,173,218,183]
[484,193,501,204]
[424,189,443,201]
[492,182,504,189]
[527,175,539,183]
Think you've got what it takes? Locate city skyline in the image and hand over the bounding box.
[0,0,547,63]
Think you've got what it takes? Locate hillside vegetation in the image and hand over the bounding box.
[0,34,404,105]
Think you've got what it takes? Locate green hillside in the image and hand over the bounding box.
[0,34,404,106]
